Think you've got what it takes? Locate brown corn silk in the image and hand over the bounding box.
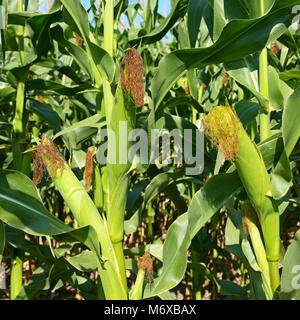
[222,74,229,85]
[84,147,97,189]
[33,137,65,185]
[202,106,239,163]
[120,48,144,107]
[37,96,44,103]
[75,33,83,47]
[33,151,43,185]
[271,42,279,55]
[138,250,153,286]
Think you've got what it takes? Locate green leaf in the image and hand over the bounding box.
[225,210,267,299]
[48,257,75,291]
[188,172,242,238]
[234,100,259,126]
[66,250,98,273]
[60,0,90,45]
[225,56,268,110]
[53,114,105,140]
[268,65,293,110]
[16,265,51,300]
[257,132,283,170]
[143,172,242,298]
[188,0,214,48]
[3,51,37,72]
[226,57,292,111]
[143,213,190,298]
[280,70,300,82]
[125,169,200,234]
[0,82,16,104]
[25,9,62,57]
[8,12,43,26]
[25,79,92,96]
[60,0,114,83]
[0,169,73,236]
[129,0,188,46]
[164,95,204,114]
[242,0,275,18]
[270,86,300,199]
[6,226,54,262]
[27,98,61,132]
[282,86,300,157]
[213,0,249,42]
[0,170,101,261]
[280,230,300,299]
[271,149,292,200]
[73,275,98,300]
[218,279,248,299]
[50,25,94,82]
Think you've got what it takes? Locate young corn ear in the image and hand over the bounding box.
[241,201,273,299]
[130,249,153,300]
[33,137,127,299]
[202,106,280,293]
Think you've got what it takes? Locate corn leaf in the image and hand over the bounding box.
[151,0,298,110]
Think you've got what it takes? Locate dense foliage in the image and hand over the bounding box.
[0,0,300,300]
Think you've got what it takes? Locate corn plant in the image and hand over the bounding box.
[0,0,300,300]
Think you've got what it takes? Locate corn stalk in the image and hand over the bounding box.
[259,0,270,142]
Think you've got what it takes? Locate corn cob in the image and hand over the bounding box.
[34,136,127,299]
[202,106,280,293]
